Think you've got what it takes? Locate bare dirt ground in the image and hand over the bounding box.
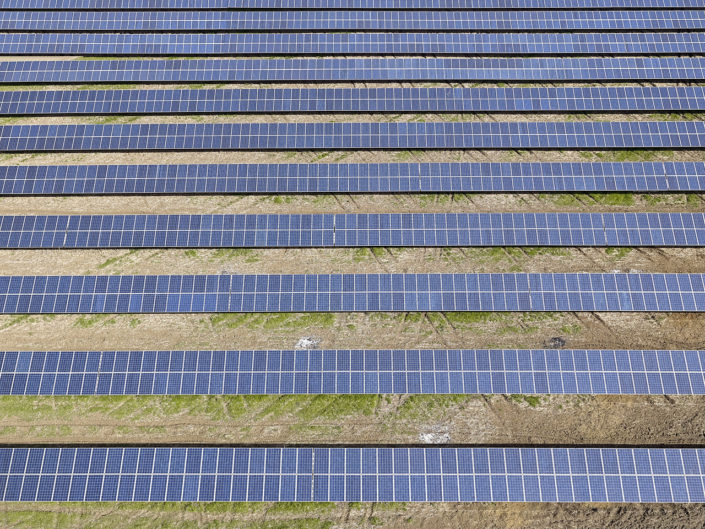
[1,75,705,527]
[1,500,705,529]
[1,501,705,529]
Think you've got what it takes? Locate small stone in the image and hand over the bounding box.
[547,336,566,348]
[419,431,450,444]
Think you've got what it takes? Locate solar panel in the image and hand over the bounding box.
[1,213,703,249]
[4,86,705,116]
[2,349,704,396]
[1,10,704,32]
[1,121,703,152]
[11,0,705,11]
[1,446,704,502]
[2,57,702,84]
[2,162,703,196]
[0,273,703,314]
[4,32,705,56]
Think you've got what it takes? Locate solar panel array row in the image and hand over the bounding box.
[0,273,703,314]
[2,162,702,196]
[2,213,703,249]
[3,57,703,83]
[2,349,704,396]
[4,86,705,116]
[2,447,705,502]
[6,31,705,56]
[1,121,703,152]
[12,0,705,11]
[1,10,704,32]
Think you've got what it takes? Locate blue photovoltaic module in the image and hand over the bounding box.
[2,86,705,116]
[0,121,703,152]
[2,349,704,396]
[1,162,703,195]
[0,273,703,314]
[1,213,703,249]
[0,10,703,32]
[11,0,705,11]
[2,57,703,83]
[1,446,705,502]
[2,32,705,56]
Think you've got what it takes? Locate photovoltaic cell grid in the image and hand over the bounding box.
[2,213,704,249]
[0,273,703,314]
[2,446,705,502]
[1,10,704,32]
[12,0,705,11]
[2,162,703,195]
[4,86,705,116]
[1,121,704,152]
[3,1,704,511]
[4,58,705,83]
[5,32,705,56]
[2,349,705,396]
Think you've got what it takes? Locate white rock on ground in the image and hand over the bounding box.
[295,336,321,350]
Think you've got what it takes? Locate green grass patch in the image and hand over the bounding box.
[605,247,633,260]
[417,193,452,207]
[210,248,259,262]
[560,324,581,335]
[267,502,336,516]
[649,112,705,121]
[209,312,335,330]
[73,314,116,328]
[353,248,370,262]
[0,394,377,425]
[610,150,671,162]
[644,194,667,206]
[97,255,123,269]
[394,149,424,161]
[208,313,253,328]
[396,395,475,421]
[94,115,140,124]
[687,194,702,208]
[297,395,378,421]
[509,394,542,407]
[503,247,569,258]
[262,313,334,330]
[443,311,501,325]
[0,314,31,330]
[588,192,635,206]
[253,395,379,421]
[97,250,137,270]
[263,195,294,204]
[1,506,334,529]
[548,193,581,206]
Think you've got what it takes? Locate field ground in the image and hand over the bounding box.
[2,501,705,529]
